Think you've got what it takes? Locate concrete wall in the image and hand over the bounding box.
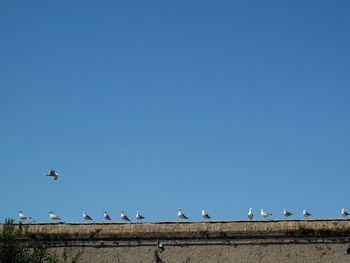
[1,219,350,262]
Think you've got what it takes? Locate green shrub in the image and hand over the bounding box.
[0,219,81,263]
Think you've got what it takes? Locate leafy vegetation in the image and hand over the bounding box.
[0,219,81,263]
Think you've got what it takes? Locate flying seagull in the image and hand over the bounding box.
[121,211,131,222]
[201,209,211,219]
[341,208,349,217]
[247,208,254,219]
[260,208,272,218]
[136,211,145,220]
[49,211,61,221]
[44,170,60,180]
[303,210,311,218]
[177,208,188,219]
[283,209,293,217]
[18,210,32,221]
[83,211,93,221]
[103,211,111,221]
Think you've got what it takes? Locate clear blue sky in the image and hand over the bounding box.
[1,1,349,222]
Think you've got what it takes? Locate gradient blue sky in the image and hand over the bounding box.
[1,1,349,222]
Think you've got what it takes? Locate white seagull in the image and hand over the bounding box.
[103,211,111,221]
[136,211,145,220]
[18,210,32,221]
[49,211,61,221]
[201,209,211,219]
[247,208,254,219]
[283,209,293,217]
[44,170,60,180]
[177,208,188,219]
[121,211,131,222]
[83,211,93,221]
[341,208,349,217]
[260,208,272,218]
[303,210,311,218]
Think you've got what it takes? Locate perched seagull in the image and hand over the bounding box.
[83,211,93,221]
[201,209,211,219]
[136,211,145,220]
[341,208,349,217]
[120,211,131,222]
[18,210,32,221]
[49,211,61,221]
[283,209,293,217]
[247,208,254,220]
[44,170,60,180]
[177,208,188,219]
[103,211,111,221]
[260,208,272,218]
[303,210,311,218]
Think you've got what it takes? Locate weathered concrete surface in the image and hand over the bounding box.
[2,219,350,262]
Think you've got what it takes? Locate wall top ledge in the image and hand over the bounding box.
[1,219,350,241]
[3,218,350,226]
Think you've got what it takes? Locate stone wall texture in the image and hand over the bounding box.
[1,219,350,263]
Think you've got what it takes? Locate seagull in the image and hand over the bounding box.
[83,211,93,221]
[49,211,61,221]
[341,208,349,217]
[103,211,111,221]
[44,170,60,180]
[177,208,188,219]
[303,210,311,218]
[120,211,131,222]
[260,208,272,218]
[136,211,145,220]
[157,240,164,252]
[18,210,32,221]
[283,209,293,217]
[247,208,254,219]
[201,209,211,219]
